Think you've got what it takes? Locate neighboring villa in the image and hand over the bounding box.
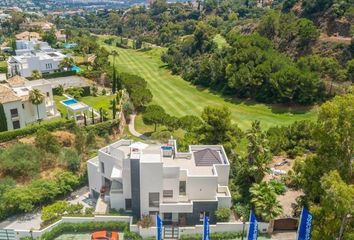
[0,75,58,131]
[7,40,66,77]
[87,139,232,226]
[15,31,41,41]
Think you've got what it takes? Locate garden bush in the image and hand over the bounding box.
[84,120,119,136]
[41,201,83,226]
[52,85,64,96]
[215,208,231,222]
[269,180,287,195]
[39,221,129,240]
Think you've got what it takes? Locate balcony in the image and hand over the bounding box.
[217,185,232,208]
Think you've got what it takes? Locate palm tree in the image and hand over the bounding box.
[250,182,283,221]
[29,89,45,123]
[59,57,75,70]
[31,70,42,80]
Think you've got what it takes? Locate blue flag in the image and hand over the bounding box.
[247,211,258,240]
[203,215,210,240]
[297,208,313,240]
[156,214,163,240]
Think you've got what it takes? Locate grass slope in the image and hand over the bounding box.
[99,36,317,130]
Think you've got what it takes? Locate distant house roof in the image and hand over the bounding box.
[0,84,20,104]
[193,148,222,166]
[7,75,26,87]
[15,31,41,40]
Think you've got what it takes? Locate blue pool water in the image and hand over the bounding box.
[71,65,81,73]
[63,99,78,106]
[161,146,173,150]
[63,43,78,49]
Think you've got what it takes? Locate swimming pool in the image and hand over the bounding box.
[62,99,78,106]
[71,65,81,73]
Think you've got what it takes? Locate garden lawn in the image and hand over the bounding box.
[99,36,318,130]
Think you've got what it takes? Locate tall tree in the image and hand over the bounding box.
[311,171,354,240]
[29,89,44,123]
[198,106,242,153]
[112,98,117,120]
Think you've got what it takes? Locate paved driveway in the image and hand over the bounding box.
[45,76,90,89]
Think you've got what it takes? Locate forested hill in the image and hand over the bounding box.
[283,0,353,37]
[51,0,353,105]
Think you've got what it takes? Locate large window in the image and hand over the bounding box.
[149,192,160,207]
[100,162,105,174]
[179,181,186,195]
[163,190,173,198]
[10,108,18,118]
[12,120,20,129]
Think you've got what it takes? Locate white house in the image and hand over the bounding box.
[87,139,232,226]
[0,75,58,131]
[7,40,66,78]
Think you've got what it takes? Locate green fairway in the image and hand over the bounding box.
[99,36,317,130]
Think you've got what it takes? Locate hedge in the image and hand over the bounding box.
[180,231,244,240]
[42,70,76,79]
[38,221,129,240]
[0,119,75,143]
[0,118,120,143]
[84,120,119,136]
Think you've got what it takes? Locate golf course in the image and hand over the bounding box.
[99,36,317,130]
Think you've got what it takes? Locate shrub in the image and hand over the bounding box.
[53,85,64,96]
[137,215,153,228]
[84,120,119,136]
[151,130,172,142]
[40,221,129,240]
[215,208,231,222]
[81,86,91,97]
[102,88,107,95]
[0,143,41,178]
[65,87,84,99]
[35,128,61,154]
[61,148,80,172]
[269,180,287,195]
[41,201,70,225]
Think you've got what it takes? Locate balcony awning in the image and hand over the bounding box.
[111,166,122,179]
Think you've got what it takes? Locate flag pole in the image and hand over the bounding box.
[296,207,304,240]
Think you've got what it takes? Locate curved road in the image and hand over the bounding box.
[128,114,148,140]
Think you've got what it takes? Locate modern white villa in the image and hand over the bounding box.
[87,139,232,226]
[7,40,66,78]
[0,75,59,130]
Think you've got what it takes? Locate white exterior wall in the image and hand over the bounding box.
[110,192,125,210]
[140,161,163,216]
[162,167,180,203]
[2,100,46,130]
[8,55,64,77]
[87,159,102,196]
[2,101,25,130]
[214,164,230,186]
[187,176,218,200]
[98,150,123,180]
